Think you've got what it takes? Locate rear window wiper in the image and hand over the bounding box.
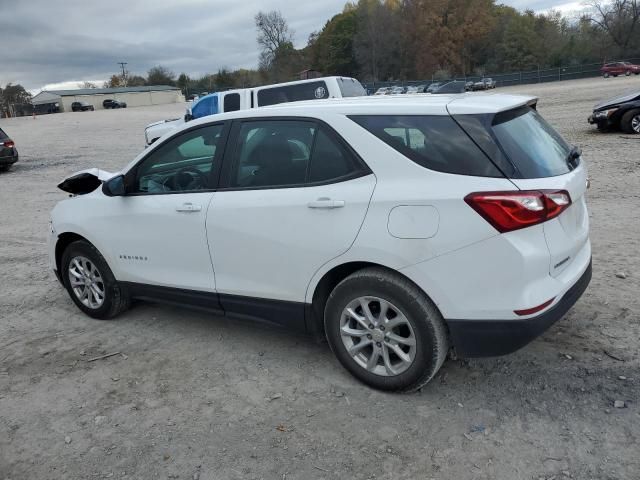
[566,145,582,170]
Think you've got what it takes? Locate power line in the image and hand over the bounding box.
[118,62,128,86]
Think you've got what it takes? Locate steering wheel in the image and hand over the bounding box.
[172,166,209,191]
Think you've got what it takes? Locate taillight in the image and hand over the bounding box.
[2,140,14,148]
[464,190,571,233]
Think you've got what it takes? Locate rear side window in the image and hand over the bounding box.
[223,93,240,112]
[0,128,7,140]
[309,129,358,182]
[231,120,364,188]
[257,81,329,107]
[350,115,502,177]
[337,78,366,97]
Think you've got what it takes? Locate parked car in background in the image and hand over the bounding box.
[405,86,419,94]
[588,89,640,133]
[374,87,392,95]
[471,78,497,91]
[390,86,407,95]
[414,84,428,93]
[465,81,475,91]
[601,62,640,78]
[432,81,467,94]
[0,127,19,171]
[145,76,367,146]
[71,101,94,112]
[103,99,127,109]
[52,93,591,391]
[426,82,442,93]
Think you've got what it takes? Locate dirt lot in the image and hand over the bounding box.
[1,76,639,480]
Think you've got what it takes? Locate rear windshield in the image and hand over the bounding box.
[257,81,329,107]
[454,107,573,178]
[337,78,366,97]
[349,115,502,177]
[491,107,572,178]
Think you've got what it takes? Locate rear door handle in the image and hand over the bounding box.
[175,202,202,213]
[307,197,345,209]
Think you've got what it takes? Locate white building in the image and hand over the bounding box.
[31,85,185,113]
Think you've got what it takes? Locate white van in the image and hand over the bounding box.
[144,76,366,146]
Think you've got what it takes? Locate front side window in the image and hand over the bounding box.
[133,124,224,194]
[231,120,363,188]
[257,81,329,107]
[350,115,502,177]
[191,95,219,119]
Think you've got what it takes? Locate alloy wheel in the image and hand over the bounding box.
[68,256,105,309]
[340,296,416,376]
[632,114,640,133]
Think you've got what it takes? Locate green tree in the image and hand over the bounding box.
[147,65,176,86]
[309,8,359,76]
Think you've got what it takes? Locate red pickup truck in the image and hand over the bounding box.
[601,61,640,78]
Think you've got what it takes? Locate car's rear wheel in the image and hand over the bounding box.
[621,109,640,134]
[61,240,129,319]
[324,268,448,392]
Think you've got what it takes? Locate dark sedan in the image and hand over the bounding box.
[103,99,127,109]
[588,90,640,134]
[71,101,94,112]
[0,128,19,171]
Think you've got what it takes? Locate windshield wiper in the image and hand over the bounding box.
[566,145,582,170]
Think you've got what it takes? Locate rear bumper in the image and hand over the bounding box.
[446,259,592,357]
[0,154,18,166]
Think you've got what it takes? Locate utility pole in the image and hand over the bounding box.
[118,62,128,87]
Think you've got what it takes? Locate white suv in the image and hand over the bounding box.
[49,94,591,391]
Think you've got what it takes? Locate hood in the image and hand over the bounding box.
[594,90,640,110]
[58,168,115,195]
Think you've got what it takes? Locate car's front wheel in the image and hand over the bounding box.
[621,109,640,134]
[324,268,449,392]
[61,240,129,319]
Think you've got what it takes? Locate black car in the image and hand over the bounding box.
[0,128,19,171]
[103,99,127,109]
[588,90,640,134]
[71,101,94,112]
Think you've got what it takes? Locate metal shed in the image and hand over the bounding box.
[31,85,185,113]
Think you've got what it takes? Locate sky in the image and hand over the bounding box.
[0,0,587,93]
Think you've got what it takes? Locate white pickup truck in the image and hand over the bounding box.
[144,76,367,146]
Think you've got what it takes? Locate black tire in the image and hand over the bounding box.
[620,109,640,134]
[324,268,449,392]
[61,240,129,319]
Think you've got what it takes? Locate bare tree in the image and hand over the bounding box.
[586,0,640,55]
[78,81,98,89]
[255,10,293,67]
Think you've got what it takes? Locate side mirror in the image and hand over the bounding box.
[102,174,126,197]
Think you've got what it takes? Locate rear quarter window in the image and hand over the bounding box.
[0,128,7,140]
[349,115,503,177]
[257,81,329,107]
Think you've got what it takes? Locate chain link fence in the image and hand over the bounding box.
[363,58,640,93]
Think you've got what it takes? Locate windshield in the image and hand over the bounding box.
[491,107,572,178]
[337,78,366,97]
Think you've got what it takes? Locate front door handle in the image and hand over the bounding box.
[175,203,202,213]
[307,197,345,209]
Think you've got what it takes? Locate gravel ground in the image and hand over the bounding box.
[1,76,639,480]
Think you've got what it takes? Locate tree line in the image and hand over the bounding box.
[143,0,640,93]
